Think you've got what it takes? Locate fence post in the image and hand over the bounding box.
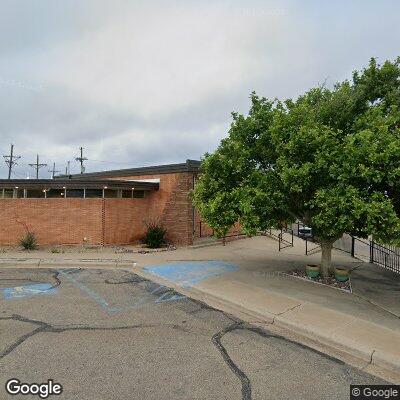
[305,237,308,255]
[351,236,355,257]
[370,240,374,263]
[278,232,281,252]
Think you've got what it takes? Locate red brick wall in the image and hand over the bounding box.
[194,216,242,239]
[103,199,148,245]
[105,172,195,245]
[0,198,148,246]
[0,171,197,247]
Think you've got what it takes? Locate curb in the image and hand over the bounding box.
[133,266,400,384]
[2,258,398,382]
[0,258,133,268]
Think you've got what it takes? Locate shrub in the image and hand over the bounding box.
[20,232,38,250]
[142,223,167,248]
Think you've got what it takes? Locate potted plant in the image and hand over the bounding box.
[335,267,349,282]
[305,264,320,278]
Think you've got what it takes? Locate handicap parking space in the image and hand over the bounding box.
[57,267,187,315]
[0,267,385,400]
[0,268,194,331]
[143,261,238,288]
[2,283,58,300]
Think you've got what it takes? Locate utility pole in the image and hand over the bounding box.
[75,147,87,174]
[3,144,21,179]
[48,162,60,179]
[28,154,47,179]
[65,160,70,175]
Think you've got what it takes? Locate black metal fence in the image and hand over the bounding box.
[265,228,294,251]
[371,242,400,274]
[290,223,400,275]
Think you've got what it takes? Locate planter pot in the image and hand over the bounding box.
[335,267,349,282]
[306,264,320,278]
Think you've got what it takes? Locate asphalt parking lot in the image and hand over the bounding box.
[0,267,385,400]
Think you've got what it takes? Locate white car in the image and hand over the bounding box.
[298,226,312,238]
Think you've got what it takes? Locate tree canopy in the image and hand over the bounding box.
[192,58,400,277]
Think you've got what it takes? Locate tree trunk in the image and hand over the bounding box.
[320,241,333,280]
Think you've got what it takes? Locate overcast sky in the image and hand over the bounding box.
[0,0,399,178]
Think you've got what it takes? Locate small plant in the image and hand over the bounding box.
[142,222,167,248]
[20,232,38,250]
[50,247,63,254]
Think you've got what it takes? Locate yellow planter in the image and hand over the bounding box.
[306,264,320,278]
[335,267,349,282]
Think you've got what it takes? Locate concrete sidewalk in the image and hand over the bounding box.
[1,235,400,383]
[132,237,400,383]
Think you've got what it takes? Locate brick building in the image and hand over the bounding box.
[0,160,205,246]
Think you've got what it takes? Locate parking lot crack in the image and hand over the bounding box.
[0,326,46,360]
[0,314,192,361]
[275,303,302,316]
[212,322,252,400]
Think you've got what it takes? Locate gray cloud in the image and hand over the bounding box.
[0,0,399,178]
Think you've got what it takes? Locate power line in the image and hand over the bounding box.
[3,144,21,180]
[48,162,60,179]
[28,154,47,179]
[86,159,134,165]
[75,147,87,174]
[11,170,25,179]
[65,160,71,175]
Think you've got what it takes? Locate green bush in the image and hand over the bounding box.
[142,223,167,248]
[20,232,38,250]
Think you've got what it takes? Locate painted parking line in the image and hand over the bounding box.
[143,261,238,288]
[2,283,57,300]
[58,269,186,315]
[58,269,113,313]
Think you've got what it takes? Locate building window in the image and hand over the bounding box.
[1,189,15,198]
[46,189,65,198]
[121,190,132,198]
[85,189,103,198]
[104,189,118,198]
[133,190,145,198]
[26,189,46,198]
[67,189,85,198]
[0,188,21,198]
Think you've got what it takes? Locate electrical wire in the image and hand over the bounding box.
[87,159,134,165]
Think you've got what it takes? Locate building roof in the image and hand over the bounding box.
[0,179,159,191]
[57,159,201,179]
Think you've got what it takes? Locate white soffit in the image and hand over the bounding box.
[124,178,160,183]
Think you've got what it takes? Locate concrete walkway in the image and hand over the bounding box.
[1,235,399,383]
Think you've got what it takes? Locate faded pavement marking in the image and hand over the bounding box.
[143,261,238,288]
[2,283,58,300]
[58,269,186,315]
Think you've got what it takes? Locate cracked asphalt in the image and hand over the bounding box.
[0,268,385,400]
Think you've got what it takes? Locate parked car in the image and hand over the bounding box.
[298,226,312,238]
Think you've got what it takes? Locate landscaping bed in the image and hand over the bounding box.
[286,269,352,293]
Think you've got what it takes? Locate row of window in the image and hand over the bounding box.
[0,188,145,199]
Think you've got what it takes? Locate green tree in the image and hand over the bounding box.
[192,58,400,279]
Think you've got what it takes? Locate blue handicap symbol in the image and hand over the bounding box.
[2,283,57,300]
[143,261,238,288]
